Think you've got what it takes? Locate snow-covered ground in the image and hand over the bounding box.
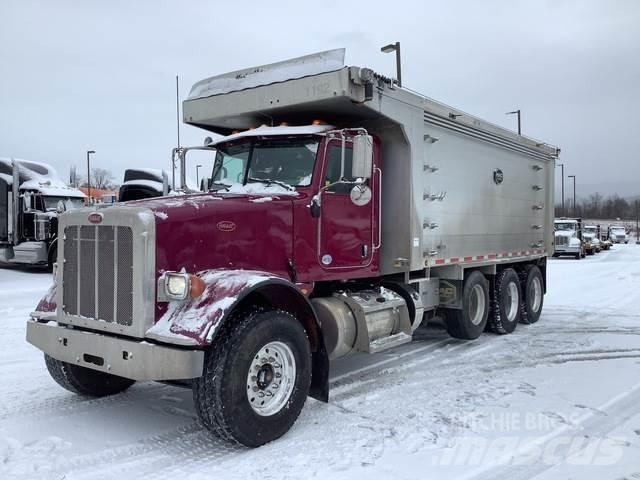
[2,246,640,479]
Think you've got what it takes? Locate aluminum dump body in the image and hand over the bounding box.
[183,50,557,275]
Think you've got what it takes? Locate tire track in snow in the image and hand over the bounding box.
[462,381,640,480]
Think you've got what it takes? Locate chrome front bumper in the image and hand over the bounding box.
[27,320,204,381]
[554,246,581,254]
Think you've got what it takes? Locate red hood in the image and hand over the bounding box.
[126,192,297,279]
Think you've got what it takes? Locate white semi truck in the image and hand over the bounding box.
[0,158,85,269]
[28,49,558,446]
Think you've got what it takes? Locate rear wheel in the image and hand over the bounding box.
[518,265,544,324]
[442,270,489,340]
[45,354,135,396]
[487,268,521,334]
[193,310,311,447]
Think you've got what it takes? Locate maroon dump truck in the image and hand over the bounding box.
[27,49,557,447]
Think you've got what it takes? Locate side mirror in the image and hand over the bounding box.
[23,192,33,211]
[201,177,211,191]
[56,200,66,214]
[351,134,373,179]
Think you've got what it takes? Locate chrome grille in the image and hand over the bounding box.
[62,225,134,326]
[555,235,568,246]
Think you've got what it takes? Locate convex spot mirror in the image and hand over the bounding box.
[350,184,372,206]
[351,134,373,179]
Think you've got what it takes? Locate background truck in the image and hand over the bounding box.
[0,158,85,269]
[27,49,558,447]
[608,224,628,244]
[118,168,169,202]
[582,224,602,254]
[553,218,585,259]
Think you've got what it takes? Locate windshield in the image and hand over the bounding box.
[554,222,576,232]
[584,227,597,234]
[43,196,84,211]
[611,228,625,233]
[211,137,319,189]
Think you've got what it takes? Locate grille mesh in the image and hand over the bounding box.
[63,225,134,327]
[555,235,568,246]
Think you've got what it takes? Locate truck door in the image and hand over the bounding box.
[318,140,376,269]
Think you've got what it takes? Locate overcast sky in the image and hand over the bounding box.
[1,0,639,198]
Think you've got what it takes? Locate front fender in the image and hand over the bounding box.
[146,269,294,346]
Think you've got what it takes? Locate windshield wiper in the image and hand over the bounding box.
[209,180,231,192]
[247,177,295,192]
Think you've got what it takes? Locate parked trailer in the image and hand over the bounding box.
[27,49,558,447]
[0,158,85,269]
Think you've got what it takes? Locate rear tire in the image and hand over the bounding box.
[487,268,521,334]
[45,354,135,396]
[193,310,312,447]
[442,270,489,340]
[518,265,544,324]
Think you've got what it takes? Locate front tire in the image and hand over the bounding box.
[518,265,544,324]
[487,268,522,334]
[45,354,135,396]
[193,310,312,447]
[442,270,490,340]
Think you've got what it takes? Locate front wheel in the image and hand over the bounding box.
[45,354,135,396]
[193,310,312,447]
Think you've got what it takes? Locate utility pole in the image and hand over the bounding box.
[636,200,640,245]
[86,150,95,204]
[506,109,521,135]
[559,163,564,216]
[568,175,576,217]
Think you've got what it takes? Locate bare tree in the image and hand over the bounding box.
[80,168,116,190]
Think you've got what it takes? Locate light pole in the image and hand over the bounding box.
[381,41,402,87]
[86,150,95,204]
[505,109,521,135]
[557,163,565,216]
[196,164,202,188]
[568,175,576,217]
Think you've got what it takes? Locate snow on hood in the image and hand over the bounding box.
[224,181,298,196]
[188,48,345,100]
[208,124,334,147]
[0,157,85,198]
[146,270,278,345]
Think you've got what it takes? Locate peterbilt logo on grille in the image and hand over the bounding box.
[88,212,103,224]
[216,221,236,232]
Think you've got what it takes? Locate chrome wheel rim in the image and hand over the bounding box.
[469,284,486,326]
[506,281,519,322]
[531,277,542,313]
[246,341,296,417]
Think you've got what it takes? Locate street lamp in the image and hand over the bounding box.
[505,110,521,135]
[568,175,576,217]
[557,163,565,216]
[196,164,202,188]
[86,150,95,204]
[381,41,402,87]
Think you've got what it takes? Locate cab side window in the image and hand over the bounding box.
[324,144,354,194]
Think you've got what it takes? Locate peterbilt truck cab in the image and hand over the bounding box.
[553,218,585,259]
[27,49,558,447]
[0,158,85,268]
